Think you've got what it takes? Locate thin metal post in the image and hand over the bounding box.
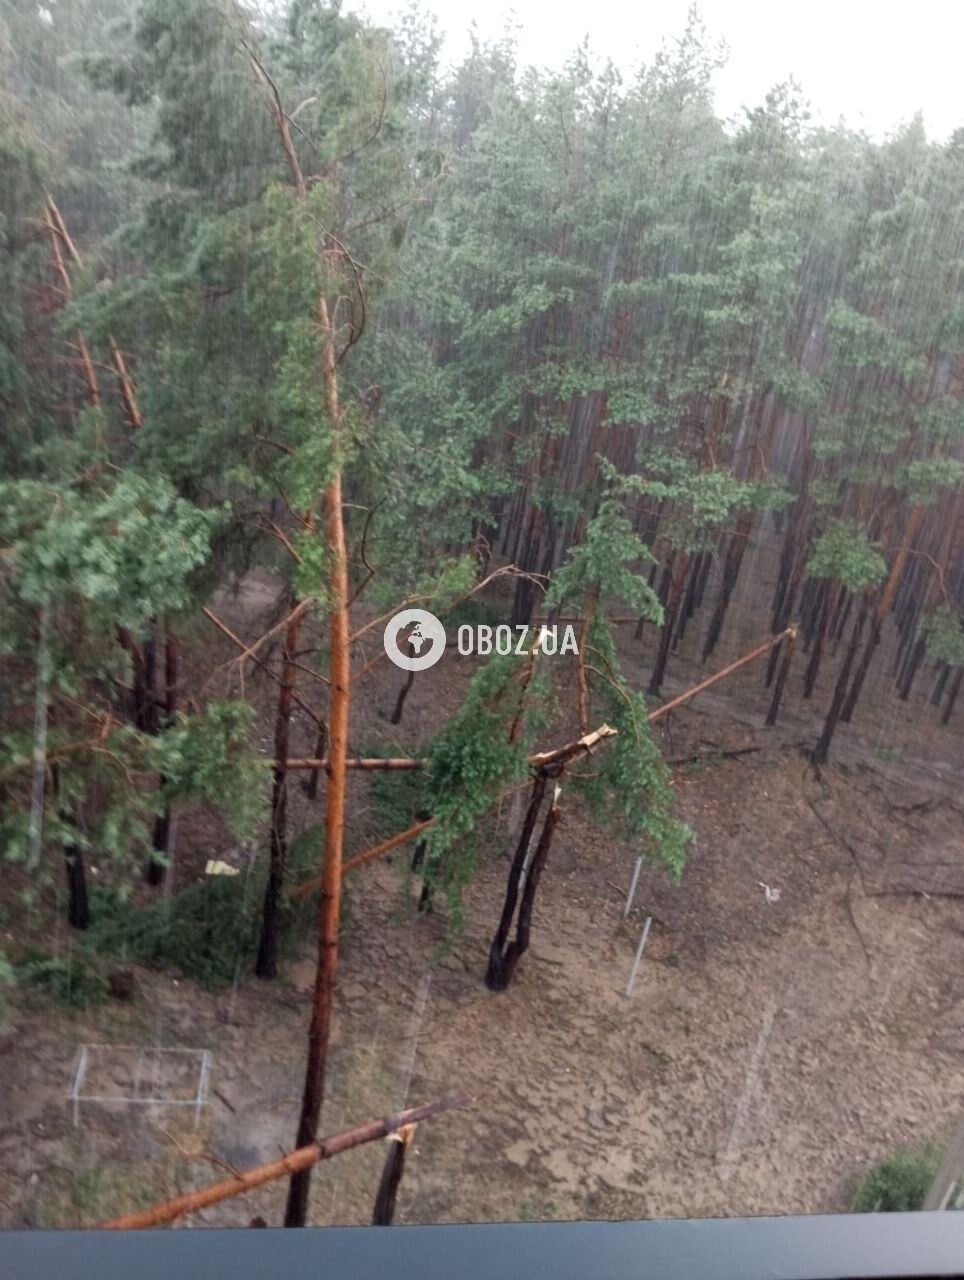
[196,1051,212,1129]
[69,1045,88,1128]
[625,915,652,998]
[623,857,643,919]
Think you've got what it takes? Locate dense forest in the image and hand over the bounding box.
[1,0,963,1229]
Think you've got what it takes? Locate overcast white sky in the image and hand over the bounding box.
[343,0,964,141]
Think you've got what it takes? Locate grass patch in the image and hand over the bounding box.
[36,1153,175,1228]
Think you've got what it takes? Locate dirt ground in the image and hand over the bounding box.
[1,539,962,1230]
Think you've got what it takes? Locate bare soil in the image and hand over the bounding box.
[1,546,962,1230]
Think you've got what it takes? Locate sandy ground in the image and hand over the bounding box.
[1,543,962,1230]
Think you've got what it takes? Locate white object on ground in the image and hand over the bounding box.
[757,881,781,904]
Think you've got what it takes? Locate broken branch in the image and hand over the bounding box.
[99,1095,467,1230]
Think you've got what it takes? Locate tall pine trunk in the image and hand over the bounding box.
[841,503,925,726]
[812,599,868,765]
[64,841,90,931]
[147,631,178,886]
[284,298,351,1229]
[648,553,688,696]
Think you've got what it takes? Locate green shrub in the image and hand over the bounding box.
[853,1146,939,1212]
[89,874,261,988]
[20,947,108,1008]
[86,846,323,987]
[25,850,322,1002]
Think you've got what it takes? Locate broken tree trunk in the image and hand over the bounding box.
[646,629,793,724]
[100,1097,466,1230]
[372,1124,417,1225]
[484,771,549,989]
[486,782,563,992]
[292,629,796,900]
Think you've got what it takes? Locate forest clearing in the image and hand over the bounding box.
[1,0,963,1234]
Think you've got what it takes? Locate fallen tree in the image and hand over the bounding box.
[99,1095,467,1231]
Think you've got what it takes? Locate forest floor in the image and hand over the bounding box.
[2,534,963,1230]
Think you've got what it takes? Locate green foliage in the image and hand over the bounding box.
[19,947,108,1009]
[153,702,268,840]
[73,830,323,989]
[578,618,693,876]
[444,595,506,630]
[548,496,662,619]
[898,457,964,505]
[921,605,964,666]
[614,456,790,555]
[806,521,887,594]
[88,875,261,988]
[368,764,429,832]
[4,0,964,1020]
[853,1146,939,1212]
[0,701,264,894]
[422,654,535,922]
[0,476,218,632]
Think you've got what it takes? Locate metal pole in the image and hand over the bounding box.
[625,916,652,998]
[623,857,643,919]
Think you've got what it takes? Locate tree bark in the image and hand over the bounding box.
[766,627,796,727]
[303,721,328,801]
[942,668,962,726]
[147,631,178,886]
[485,772,548,989]
[486,781,562,992]
[841,502,926,726]
[812,600,868,766]
[64,841,90,931]
[897,634,926,701]
[390,648,417,726]
[802,582,834,700]
[255,608,302,981]
[649,552,688,695]
[372,1124,416,1225]
[284,296,352,1228]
